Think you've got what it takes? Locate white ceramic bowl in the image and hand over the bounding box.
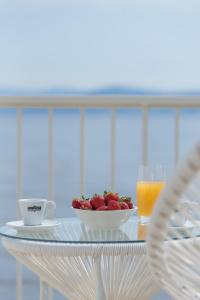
[73,208,136,230]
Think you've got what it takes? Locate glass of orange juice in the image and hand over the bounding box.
[136,165,165,223]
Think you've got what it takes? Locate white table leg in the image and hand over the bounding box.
[94,256,106,300]
[40,279,50,300]
[48,286,53,300]
[16,262,22,300]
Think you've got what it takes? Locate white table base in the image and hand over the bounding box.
[3,238,158,300]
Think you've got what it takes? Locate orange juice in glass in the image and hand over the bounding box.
[137,222,148,240]
[136,166,165,223]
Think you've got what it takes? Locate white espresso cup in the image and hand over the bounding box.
[19,199,56,226]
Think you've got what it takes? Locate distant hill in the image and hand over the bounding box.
[0,86,199,96]
[86,86,161,95]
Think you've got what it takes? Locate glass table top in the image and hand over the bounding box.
[0,217,148,244]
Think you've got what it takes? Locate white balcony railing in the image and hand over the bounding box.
[0,95,200,300]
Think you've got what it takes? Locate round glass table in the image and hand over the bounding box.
[0,217,158,300]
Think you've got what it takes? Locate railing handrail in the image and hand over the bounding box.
[0,95,200,108]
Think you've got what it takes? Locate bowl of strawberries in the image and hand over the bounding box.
[72,191,136,230]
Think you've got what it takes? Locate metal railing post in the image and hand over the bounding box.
[142,107,149,166]
[47,108,54,300]
[16,108,23,300]
[80,109,85,195]
[111,109,116,191]
[175,108,180,165]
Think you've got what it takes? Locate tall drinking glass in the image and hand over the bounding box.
[136,165,166,223]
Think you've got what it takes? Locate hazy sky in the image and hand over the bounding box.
[0,0,200,90]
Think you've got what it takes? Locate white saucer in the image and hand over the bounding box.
[170,220,200,229]
[6,219,60,232]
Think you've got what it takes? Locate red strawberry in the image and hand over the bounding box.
[72,198,82,209]
[120,202,129,210]
[120,196,132,203]
[108,200,120,210]
[90,194,105,209]
[120,196,134,209]
[104,191,119,204]
[127,202,133,209]
[81,201,92,210]
[96,205,108,211]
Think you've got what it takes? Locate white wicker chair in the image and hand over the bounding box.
[147,142,200,300]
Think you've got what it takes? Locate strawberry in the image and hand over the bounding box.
[120,196,134,209]
[104,191,119,204]
[127,202,133,209]
[96,205,108,211]
[120,196,132,203]
[80,201,92,210]
[108,200,121,210]
[90,194,105,209]
[120,202,129,210]
[72,198,82,209]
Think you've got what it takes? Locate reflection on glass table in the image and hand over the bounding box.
[1,216,199,244]
[0,217,146,243]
